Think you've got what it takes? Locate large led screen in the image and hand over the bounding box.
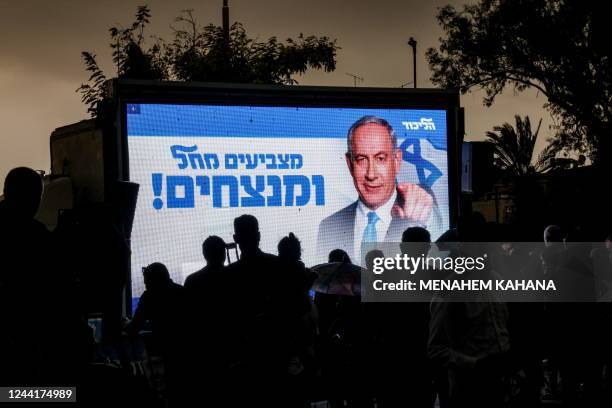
[127,104,450,301]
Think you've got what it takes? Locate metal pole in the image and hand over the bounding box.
[223,0,230,43]
[413,44,417,88]
[408,37,417,88]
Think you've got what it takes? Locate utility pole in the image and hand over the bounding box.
[408,37,417,88]
[345,72,364,87]
[222,0,231,73]
[222,0,230,43]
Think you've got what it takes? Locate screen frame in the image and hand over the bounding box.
[112,79,463,313]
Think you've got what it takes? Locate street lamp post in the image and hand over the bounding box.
[222,0,230,43]
[408,37,417,88]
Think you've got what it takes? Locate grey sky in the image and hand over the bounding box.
[0,0,552,182]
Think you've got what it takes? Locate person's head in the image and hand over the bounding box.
[544,225,564,247]
[203,235,226,267]
[233,214,260,254]
[3,167,44,218]
[402,226,431,243]
[365,249,385,271]
[345,116,402,210]
[401,227,431,256]
[458,211,487,241]
[328,249,351,264]
[278,232,302,262]
[142,262,171,291]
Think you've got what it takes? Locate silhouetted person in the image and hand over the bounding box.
[0,167,51,385]
[277,232,316,323]
[538,225,565,401]
[592,234,612,402]
[496,238,545,407]
[365,227,434,407]
[183,235,228,399]
[224,214,287,405]
[316,249,355,340]
[185,235,226,298]
[278,233,318,405]
[278,232,302,262]
[126,263,185,400]
[541,224,594,403]
[544,225,602,405]
[429,222,510,408]
[1,167,44,218]
[278,232,317,301]
[591,234,612,295]
[563,229,606,405]
[1,169,93,388]
[315,249,365,407]
[328,248,352,264]
[402,225,432,244]
[127,262,184,341]
[544,224,564,246]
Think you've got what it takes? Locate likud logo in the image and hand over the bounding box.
[401,118,436,131]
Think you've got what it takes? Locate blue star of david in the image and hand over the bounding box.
[399,137,443,189]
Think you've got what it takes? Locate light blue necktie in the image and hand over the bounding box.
[362,211,380,244]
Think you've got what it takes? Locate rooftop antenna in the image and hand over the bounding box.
[345,72,364,87]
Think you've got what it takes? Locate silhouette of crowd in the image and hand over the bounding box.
[1,167,612,407]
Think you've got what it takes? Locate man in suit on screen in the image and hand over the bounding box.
[316,115,434,263]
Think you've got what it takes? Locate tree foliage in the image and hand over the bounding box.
[77,52,109,117]
[77,6,167,117]
[78,6,338,117]
[486,115,583,176]
[427,0,611,164]
[164,10,337,84]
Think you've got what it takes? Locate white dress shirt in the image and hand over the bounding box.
[354,191,397,260]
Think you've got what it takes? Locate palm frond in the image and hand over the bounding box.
[486,115,570,176]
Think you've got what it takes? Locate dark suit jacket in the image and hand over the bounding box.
[316,201,421,263]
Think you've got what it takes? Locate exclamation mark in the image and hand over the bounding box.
[152,173,163,210]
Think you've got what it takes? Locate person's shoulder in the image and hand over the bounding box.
[137,290,151,306]
[0,205,48,234]
[171,281,185,291]
[319,201,358,228]
[0,202,9,222]
[259,251,282,268]
[257,252,287,276]
[184,268,206,287]
[225,260,242,275]
[184,273,194,285]
[260,251,279,261]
